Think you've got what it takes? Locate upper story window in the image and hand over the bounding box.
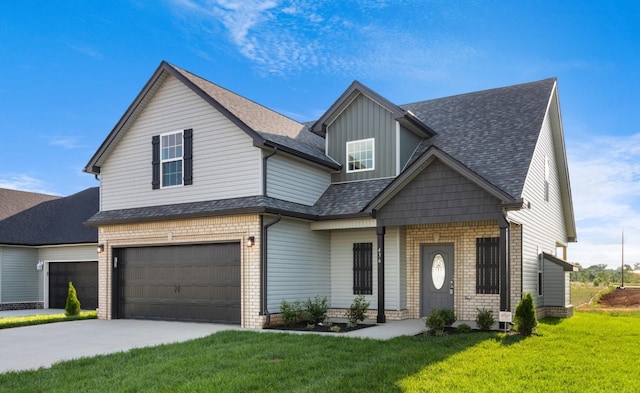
[346,138,375,173]
[544,155,550,202]
[161,131,183,187]
[152,129,192,190]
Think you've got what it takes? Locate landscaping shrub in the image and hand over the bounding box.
[438,309,456,327]
[64,282,81,317]
[345,295,370,327]
[304,296,328,325]
[514,292,538,336]
[475,308,494,331]
[456,323,472,333]
[424,310,445,336]
[279,299,303,327]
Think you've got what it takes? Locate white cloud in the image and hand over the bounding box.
[0,174,58,195]
[67,44,103,60]
[49,136,87,149]
[567,133,640,268]
[170,0,478,78]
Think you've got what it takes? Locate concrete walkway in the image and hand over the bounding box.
[0,310,425,374]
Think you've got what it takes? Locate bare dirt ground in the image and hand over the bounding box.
[598,288,640,308]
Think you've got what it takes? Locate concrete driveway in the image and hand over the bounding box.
[0,319,241,373]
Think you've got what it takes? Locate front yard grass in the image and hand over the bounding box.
[0,311,97,330]
[1,311,638,392]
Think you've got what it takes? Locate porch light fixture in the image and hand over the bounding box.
[97,244,105,253]
[246,236,255,247]
[36,260,44,270]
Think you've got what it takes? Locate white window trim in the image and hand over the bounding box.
[346,138,375,173]
[160,130,184,189]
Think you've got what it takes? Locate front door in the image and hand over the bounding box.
[421,244,454,317]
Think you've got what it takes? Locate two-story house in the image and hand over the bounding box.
[84,61,576,328]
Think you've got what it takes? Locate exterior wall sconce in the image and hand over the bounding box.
[36,260,44,270]
[97,244,105,253]
[246,236,255,247]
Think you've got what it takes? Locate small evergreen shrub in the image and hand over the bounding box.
[424,310,445,336]
[345,295,370,327]
[475,308,494,331]
[514,292,538,336]
[279,299,302,327]
[438,309,456,327]
[64,282,81,317]
[456,323,472,334]
[304,296,328,325]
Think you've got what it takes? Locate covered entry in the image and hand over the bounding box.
[49,261,98,310]
[112,243,241,324]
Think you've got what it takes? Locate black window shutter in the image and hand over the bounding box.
[353,242,373,295]
[151,135,160,189]
[476,237,500,294]
[183,128,193,185]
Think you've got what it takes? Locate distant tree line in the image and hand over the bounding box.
[570,263,640,286]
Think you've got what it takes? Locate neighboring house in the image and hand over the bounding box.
[0,188,59,221]
[0,188,99,310]
[84,61,577,328]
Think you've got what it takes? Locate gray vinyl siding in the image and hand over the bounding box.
[377,159,503,227]
[327,94,396,182]
[329,227,402,310]
[509,110,569,307]
[267,218,331,311]
[542,260,565,307]
[101,75,261,211]
[399,125,422,171]
[266,154,331,206]
[1,247,41,302]
[38,245,98,262]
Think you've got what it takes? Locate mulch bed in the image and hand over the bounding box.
[264,321,374,333]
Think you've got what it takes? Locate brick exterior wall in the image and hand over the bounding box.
[96,215,264,329]
[0,302,44,311]
[405,221,523,322]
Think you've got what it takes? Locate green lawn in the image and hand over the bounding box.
[571,282,606,306]
[0,311,97,329]
[1,311,638,392]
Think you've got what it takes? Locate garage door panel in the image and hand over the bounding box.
[49,262,98,310]
[117,243,240,323]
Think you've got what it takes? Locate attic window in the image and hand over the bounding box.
[346,138,375,173]
[161,131,183,187]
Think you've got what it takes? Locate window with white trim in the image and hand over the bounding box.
[161,131,183,187]
[346,138,375,173]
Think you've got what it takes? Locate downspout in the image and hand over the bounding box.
[499,208,510,328]
[262,214,281,327]
[263,146,278,196]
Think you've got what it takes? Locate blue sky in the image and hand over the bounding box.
[1,0,638,269]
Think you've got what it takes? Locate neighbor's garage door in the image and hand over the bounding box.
[49,262,98,310]
[114,243,241,324]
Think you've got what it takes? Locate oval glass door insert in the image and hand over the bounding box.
[432,254,446,290]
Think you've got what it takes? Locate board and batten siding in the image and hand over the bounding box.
[327,94,396,182]
[38,245,98,262]
[100,75,262,211]
[543,261,566,307]
[330,227,403,310]
[267,218,331,311]
[266,154,331,206]
[509,108,569,307]
[0,247,41,302]
[399,125,422,172]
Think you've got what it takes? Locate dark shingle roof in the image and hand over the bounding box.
[402,78,556,198]
[314,179,395,217]
[0,188,99,246]
[0,188,59,221]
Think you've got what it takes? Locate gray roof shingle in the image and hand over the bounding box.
[0,188,98,246]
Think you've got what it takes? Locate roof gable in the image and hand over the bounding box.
[310,80,436,138]
[84,61,338,174]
